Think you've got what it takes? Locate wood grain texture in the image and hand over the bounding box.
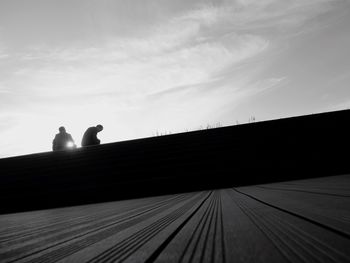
[1,175,349,263]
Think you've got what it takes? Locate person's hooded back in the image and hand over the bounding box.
[81,125,103,147]
[52,126,76,151]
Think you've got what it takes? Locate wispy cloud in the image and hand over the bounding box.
[0,53,8,59]
[0,41,9,59]
[326,99,350,112]
[0,0,344,157]
[11,15,269,99]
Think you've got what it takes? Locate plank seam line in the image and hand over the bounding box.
[236,196,338,262]
[144,191,212,263]
[86,193,207,263]
[232,191,349,262]
[198,192,218,263]
[256,186,350,197]
[233,188,350,239]
[4,194,191,263]
[268,211,349,261]
[218,191,227,263]
[179,191,215,262]
[227,191,295,263]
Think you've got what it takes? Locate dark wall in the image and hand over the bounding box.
[1,109,349,214]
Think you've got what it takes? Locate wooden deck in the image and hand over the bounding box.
[1,174,349,263]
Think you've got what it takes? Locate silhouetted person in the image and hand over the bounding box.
[81,124,103,147]
[52,126,77,151]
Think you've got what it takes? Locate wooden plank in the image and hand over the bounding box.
[0,175,349,262]
[237,175,350,236]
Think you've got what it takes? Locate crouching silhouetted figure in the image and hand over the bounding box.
[52,126,77,151]
[81,124,103,147]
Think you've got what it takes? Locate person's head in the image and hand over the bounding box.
[59,126,66,133]
[96,124,103,132]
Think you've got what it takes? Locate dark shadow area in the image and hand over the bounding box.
[1,109,350,214]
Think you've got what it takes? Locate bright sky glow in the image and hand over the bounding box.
[1,0,350,158]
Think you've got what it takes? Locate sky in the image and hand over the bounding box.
[0,0,350,158]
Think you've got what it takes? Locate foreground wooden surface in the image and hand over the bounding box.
[0,175,349,263]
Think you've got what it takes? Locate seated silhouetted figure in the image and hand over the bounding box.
[52,126,77,151]
[81,124,103,147]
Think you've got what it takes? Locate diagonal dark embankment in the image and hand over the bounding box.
[0,109,350,214]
